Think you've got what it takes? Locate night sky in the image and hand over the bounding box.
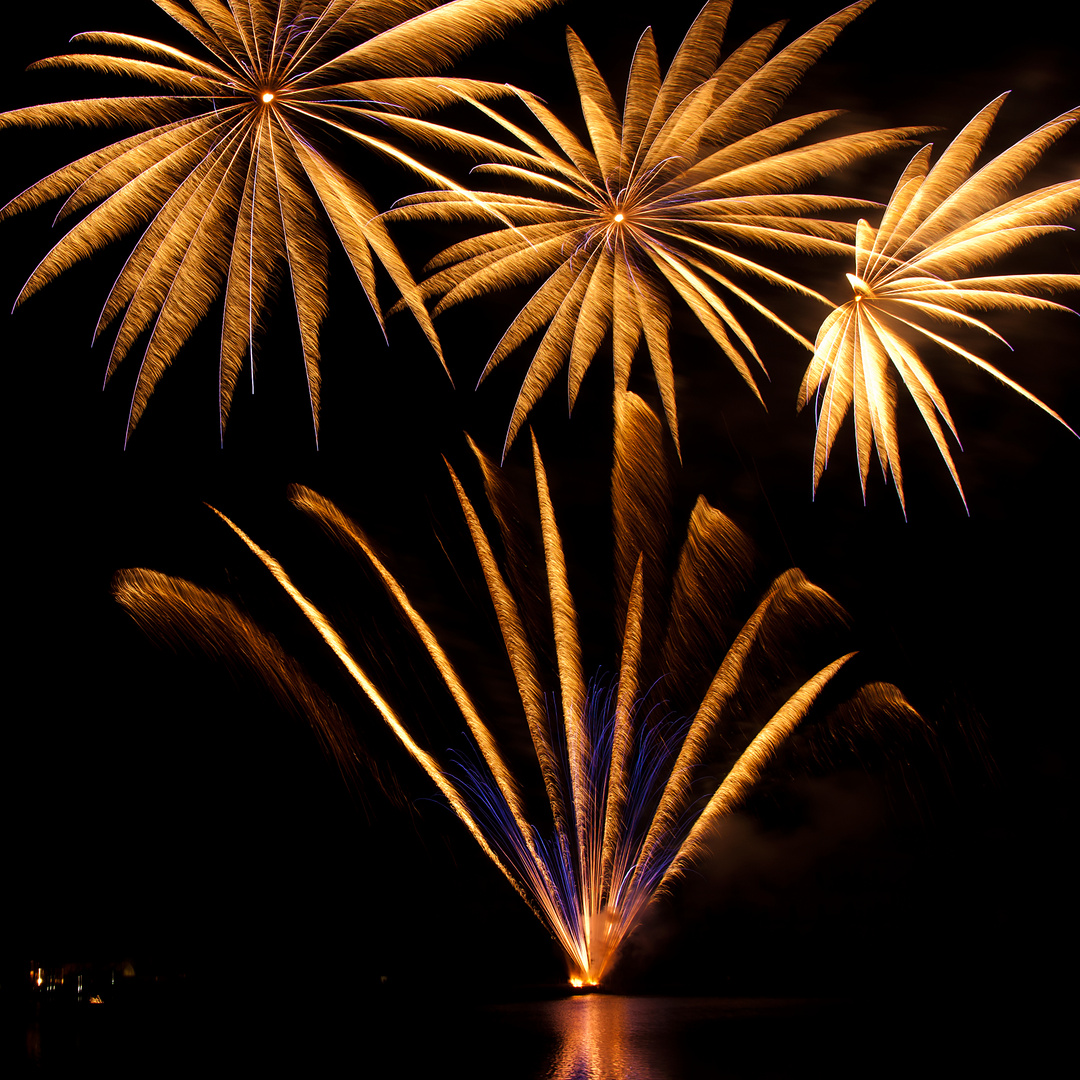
[6,0,1077,1014]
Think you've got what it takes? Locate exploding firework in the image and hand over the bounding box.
[0,0,557,442]
[115,391,920,986]
[385,0,926,457]
[800,95,1080,512]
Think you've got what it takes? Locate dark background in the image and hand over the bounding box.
[4,0,1076,1025]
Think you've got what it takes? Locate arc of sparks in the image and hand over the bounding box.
[800,95,1080,513]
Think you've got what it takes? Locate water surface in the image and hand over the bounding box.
[17,985,1045,1078]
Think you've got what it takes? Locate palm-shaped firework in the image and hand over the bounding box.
[0,0,556,443]
[115,390,921,986]
[387,0,925,457]
[800,94,1080,513]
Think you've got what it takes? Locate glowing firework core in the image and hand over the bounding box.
[260,90,275,104]
[612,212,625,223]
[845,272,872,298]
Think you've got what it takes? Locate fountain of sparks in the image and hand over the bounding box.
[115,392,918,987]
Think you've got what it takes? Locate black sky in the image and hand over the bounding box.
[5,0,1077,1005]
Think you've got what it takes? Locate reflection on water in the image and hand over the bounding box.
[18,985,1036,1078]
[485,995,838,1080]
[543,995,653,1079]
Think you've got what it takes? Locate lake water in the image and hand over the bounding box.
[16,985,1053,1077]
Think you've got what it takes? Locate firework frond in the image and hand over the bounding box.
[803,99,1080,510]
[310,0,559,80]
[112,567,376,792]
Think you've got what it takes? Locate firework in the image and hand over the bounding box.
[0,0,557,442]
[800,95,1080,512]
[116,391,917,985]
[386,0,926,457]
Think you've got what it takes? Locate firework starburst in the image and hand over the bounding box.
[800,94,1080,512]
[116,390,922,985]
[0,0,557,442]
[387,0,925,457]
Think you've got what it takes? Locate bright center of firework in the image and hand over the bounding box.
[260,91,275,104]
[846,272,873,298]
[613,212,625,223]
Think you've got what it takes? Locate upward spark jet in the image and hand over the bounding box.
[116,391,923,986]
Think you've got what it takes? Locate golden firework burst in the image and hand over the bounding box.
[387,0,926,458]
[800,94,1080,512]
[0,0,558,443]
[115,390,923,986]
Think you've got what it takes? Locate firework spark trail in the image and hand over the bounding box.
[112,565,375,790]
[115,390,914,986]
[287,485,569,937]
[0,0,559,442]
[198,503,544,919]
